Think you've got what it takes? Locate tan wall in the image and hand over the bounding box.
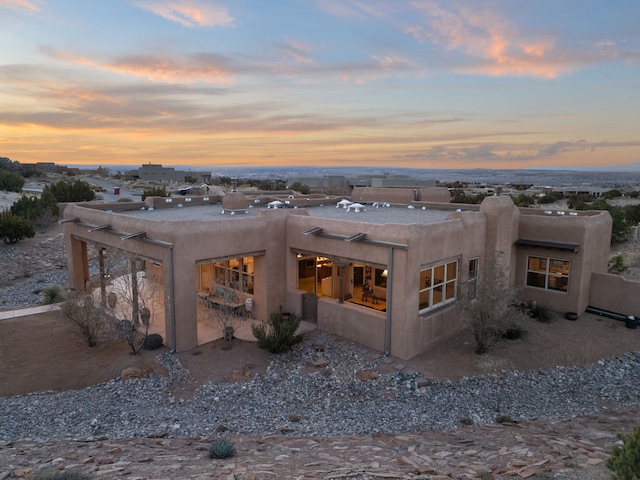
[590,272,640,317]
[515,210,612,313]
[317,298,387,352]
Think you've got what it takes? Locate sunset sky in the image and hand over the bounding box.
[1,0,639,170]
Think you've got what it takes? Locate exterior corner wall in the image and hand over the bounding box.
[479,196,520,283]
[515,210,612,314]
[590,272,640,317]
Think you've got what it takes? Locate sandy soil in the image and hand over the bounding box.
[1,307,639,398]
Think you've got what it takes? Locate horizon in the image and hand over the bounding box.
[1,1,639,170]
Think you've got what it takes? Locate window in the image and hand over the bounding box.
[526,256,570,292]
[468,258,479,300]
[419,260,458,313]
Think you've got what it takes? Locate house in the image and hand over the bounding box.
[62,186,636,360]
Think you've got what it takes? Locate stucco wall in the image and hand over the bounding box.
[515,210,611,313]
[317,299,386,352]
[590,272,640,317]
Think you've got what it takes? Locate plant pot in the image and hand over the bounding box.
[565,312,578,321]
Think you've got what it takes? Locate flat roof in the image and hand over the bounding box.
[118,203,454,225]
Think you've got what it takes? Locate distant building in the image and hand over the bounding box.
[288,174,435,194]
[126,164,212,184]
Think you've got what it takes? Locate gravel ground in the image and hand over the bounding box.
[1,331,639,442]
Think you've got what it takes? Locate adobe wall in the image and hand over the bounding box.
[515,210,611,313]
[590,273,640,317]
[396,211,487,359]
[316,300,386,352]
[479,196,520,282]
[62,203,281,352]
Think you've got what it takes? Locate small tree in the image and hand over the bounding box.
[0,169,25,192]
[105,251,160,355]
[457,257,530,354]
[607,424,640,480]
[60,293,110,347]
[46,179,96,202]
[252,310,304,354]
[209,289,241,349]
[0,210,35,244]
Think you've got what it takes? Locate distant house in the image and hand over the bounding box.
[62,186,637,360]
[126,163,211,184]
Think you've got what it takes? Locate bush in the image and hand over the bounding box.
[142,185,169,200]
[28,469,94,480]
[251,310,304,354]
[45,179,96,203]
[607,424,640,480]
[60,294,110,347]
[526,301,552,323]
[457,259,531,354]
[0,211,35,244]
[208,438,236,459]
[143,333,164,350]
[42,285,64,304]
[0,169,25,192]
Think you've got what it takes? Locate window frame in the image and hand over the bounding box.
[468,257,479,300]
[419,258,459,314]
[525,255,570,293]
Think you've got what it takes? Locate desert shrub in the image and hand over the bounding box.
[208,438,236,459]
[142,185,169,200]
[459,417,474,426]
[495,415,514,424]
[60,293,110,347]
[609,252,627,274]
[251,310,304,354]
[0,210,35,244]
[28,469,94,480]
[502,321,528,340]
[457,258,531,354]
[117,197,133,202]
[42,285,64,304]
[607,424,640,480]
[0,168,25,192]
[45,179,96,202]
[143,333,164,350]
[526,301,552,323]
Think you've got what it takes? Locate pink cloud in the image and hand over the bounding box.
[41,46,234,84]
[134,0,234,28]
[405,1,570,78]
[0,0,43,13]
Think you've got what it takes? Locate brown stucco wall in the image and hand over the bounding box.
[590,272,640,317]
[515,210,612,313]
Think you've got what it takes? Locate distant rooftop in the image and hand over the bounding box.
[118,202,455,225]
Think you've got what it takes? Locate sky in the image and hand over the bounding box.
[1,0,639,170]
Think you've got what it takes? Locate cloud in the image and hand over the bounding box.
[134,0,234,28]
[0,0,43,13]
[275,39,314,64]
[41,46,236,84]
[315,0,397,20]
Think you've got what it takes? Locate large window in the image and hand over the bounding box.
[526,256,570,292]
[419,259,458,313]
[199,256,254,294]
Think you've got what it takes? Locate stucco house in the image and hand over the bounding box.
[62,186,636,360]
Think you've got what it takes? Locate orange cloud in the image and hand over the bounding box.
[41,46,235,84]
[405,1,569,78]
[0,0,43,13]
[134,0,234,28]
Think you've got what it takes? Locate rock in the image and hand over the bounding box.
[307,358,329,368]
[355,369,379,381]
[121,366,152,379]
